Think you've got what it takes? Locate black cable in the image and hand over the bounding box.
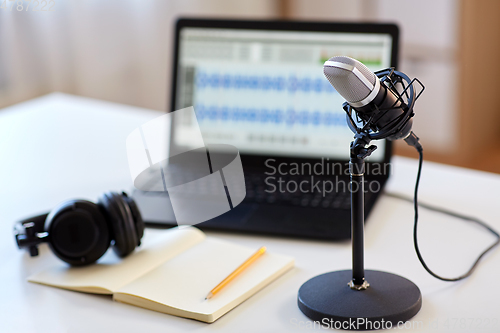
[386,149,500,281]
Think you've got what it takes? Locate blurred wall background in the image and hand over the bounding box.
[0,0,280,111]
[1,0,499,172]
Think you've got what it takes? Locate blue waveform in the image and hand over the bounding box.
[196,72,336,94]
[195,104,346,127]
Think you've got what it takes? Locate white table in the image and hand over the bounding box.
[1,93,499,332]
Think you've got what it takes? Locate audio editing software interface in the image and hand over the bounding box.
[173,27,393,161]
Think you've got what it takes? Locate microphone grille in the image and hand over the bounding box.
[323,56,377,103]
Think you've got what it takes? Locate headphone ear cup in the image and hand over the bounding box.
[98,192,138,258]
[121,192,144,246]
[45,200,110,266]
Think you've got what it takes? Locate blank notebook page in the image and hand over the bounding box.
[28,226,205,293]
[114,237,294,322]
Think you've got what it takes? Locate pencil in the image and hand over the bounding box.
[205,246,267,300]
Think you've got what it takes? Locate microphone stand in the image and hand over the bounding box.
[349,132,376,290]
[297,131,422,330]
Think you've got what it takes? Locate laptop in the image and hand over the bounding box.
[133,18,398,240]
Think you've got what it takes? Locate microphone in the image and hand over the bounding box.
[297,56,426,329]
[323,56,421,149]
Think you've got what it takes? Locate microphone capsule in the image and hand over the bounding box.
[323,56,379,107]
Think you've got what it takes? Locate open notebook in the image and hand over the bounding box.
[28,226,294,323]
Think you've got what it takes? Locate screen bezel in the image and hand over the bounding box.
[170,18,398,176]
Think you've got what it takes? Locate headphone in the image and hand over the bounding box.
[14,192,144,266]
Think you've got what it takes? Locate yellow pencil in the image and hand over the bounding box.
[205,246,267,300]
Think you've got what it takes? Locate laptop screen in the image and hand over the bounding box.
[172,24,395,162]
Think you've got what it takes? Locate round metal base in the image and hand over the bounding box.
[298,270,422,331]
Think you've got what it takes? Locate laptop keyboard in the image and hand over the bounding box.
[244,173,375,210]
[139,171,377,210]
